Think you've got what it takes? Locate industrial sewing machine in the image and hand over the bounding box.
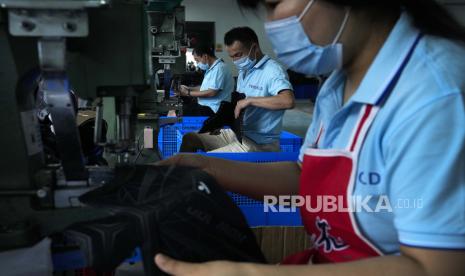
[0,0,188,273]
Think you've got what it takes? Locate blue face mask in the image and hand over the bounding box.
[197,62,209,71]
[233,45,256,71]
[264,0,350,76]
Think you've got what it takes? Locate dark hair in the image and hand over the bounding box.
[224,26,259,48]
[237,0,465,42]
[192,44,215,57]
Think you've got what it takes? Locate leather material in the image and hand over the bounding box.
[199,92,246,143]
[65,165,265,275]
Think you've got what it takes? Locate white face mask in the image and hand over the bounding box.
[233,45,256,71]
[196,55,210,71]
[197,62,209,71]
[264,0,350,76]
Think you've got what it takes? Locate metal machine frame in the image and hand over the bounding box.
[0,0,186,274]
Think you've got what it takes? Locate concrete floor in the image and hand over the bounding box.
[282,99,314,138]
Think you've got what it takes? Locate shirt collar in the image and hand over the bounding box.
[206,58,222,73]
[317,68,345,100]
[240,55,270,78]
[253,55,271,69]
[350,12,421,105]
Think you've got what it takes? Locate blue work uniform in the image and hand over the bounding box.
[237,55,293,144]
[198,59,234,113]
[299,13,465,253]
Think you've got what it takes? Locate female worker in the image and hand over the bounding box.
[155,0,465,275]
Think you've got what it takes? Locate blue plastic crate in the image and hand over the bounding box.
[158,116,304,158]
[157,117,206,159]
[204,152,299,162]
[158,116,207,135]
[158,126,182,158]
[180,116,208,134]
[203,152,302,227]
[279,132,303,153]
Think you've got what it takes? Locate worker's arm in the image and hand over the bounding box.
[180,85,200,92]
[179,85,218,98]
[156,154,300,199]
[235,90,294,118]
[190,89,218,98]
[155,246,465,276]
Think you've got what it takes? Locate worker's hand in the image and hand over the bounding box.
[167,110,177,117]
[155,254,251,276]
[179,85,189,96]
[234,98,251,119]
[155,153,212,174]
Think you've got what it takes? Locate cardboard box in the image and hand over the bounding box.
[252,226,312,264]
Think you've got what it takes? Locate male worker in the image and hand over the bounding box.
[177,44,234,116]
[180,26,294,152]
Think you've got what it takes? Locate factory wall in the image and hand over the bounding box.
[445,4,465,26]
[439,0,465,19]
[183,0,276,76]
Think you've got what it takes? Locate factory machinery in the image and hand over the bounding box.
[0,0,190,274]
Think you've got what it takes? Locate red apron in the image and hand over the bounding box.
[282,33,422,265]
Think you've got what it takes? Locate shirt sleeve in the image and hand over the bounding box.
[385,93,465,249]
[266,65,293,96]
[210,65,227,91]
[201,64,225,91]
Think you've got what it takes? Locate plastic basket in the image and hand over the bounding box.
[202,152,302,227]
[158,126,182,158]
[204,152,299,162]
[157,117,206,158]
[180,116,208,134]
[279,132,303,153]
[158,116,303,158]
